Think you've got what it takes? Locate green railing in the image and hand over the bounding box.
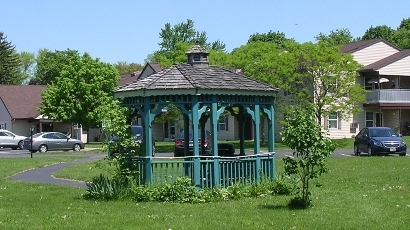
[125,153,275,188]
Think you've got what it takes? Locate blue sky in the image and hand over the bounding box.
[2,1,410,65]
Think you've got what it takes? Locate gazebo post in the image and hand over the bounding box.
[211,96,220,187]
[183,114,190,177]
[239,106,246,155]
[191,98,201,189]
[253,100,261,183]
[142,97,153,184]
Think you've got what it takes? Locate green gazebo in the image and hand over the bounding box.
[114,44,278,188]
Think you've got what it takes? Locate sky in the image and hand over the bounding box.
[2,0,410,65]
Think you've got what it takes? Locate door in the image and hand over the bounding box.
[54,132,70,149]
[375,113,383,127]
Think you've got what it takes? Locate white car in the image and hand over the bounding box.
[0,129,26,150]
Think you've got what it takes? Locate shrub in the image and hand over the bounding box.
[83,174,126,200]
[272,173,299,195]
[155,177,199,203]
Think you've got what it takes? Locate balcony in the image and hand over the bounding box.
[366,89,410,104]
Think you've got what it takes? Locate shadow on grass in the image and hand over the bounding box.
[258,204,289,210]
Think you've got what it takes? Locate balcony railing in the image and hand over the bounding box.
[366,89,410,103]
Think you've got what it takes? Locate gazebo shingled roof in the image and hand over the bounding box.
[115,64,277,96]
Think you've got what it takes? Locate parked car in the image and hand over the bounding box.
[23,132,85,153]
[354,127,407,156]
[110,125,155,156]
[0,129,26,150]
[174,130,212,157]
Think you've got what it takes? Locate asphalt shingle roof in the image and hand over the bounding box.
[0,85,46,119]
[115,63,277,93]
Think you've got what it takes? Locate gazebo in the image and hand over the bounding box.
[113,44,278,188]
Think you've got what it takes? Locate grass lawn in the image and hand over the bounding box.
[1,156,410,229]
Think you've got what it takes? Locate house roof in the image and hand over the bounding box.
[147,63,163,73]
[117,71,141,86]
[0,85,46,119]
[340,38,400,53]
[360,49,410,71]
[115,63,277,96]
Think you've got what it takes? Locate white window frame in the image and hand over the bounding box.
[328,112,338,129]
[218,117,228,131]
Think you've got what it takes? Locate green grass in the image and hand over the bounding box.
[2,156,410,229]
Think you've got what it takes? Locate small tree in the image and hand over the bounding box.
[280,105,336,208]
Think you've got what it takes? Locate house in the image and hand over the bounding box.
[0,85,71,137]
[323,38,410,138]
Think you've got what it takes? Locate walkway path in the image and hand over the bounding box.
[9,154,105,188]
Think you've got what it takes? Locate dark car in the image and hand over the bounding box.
[23,132,85,153]
[174,130,211,157]
[110,125,155,156]
[354,127,407,156]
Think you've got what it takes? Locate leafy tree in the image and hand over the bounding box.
[31,49,80,85]
[394,28,410,49]
[315,28,356,45]
[280,105,335,208]
[0,32,21,84]
[151,42,192,67]
[39,53,120,143]
[230,41,366,124]
[247,30,294,49]
[113,61,143,75]
[394,17,410,49]
[286,42,366,123]
[149,19,226,65]
[361,25,396,43]
[18,51,36,84]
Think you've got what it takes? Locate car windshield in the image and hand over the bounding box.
[369,129,398,137]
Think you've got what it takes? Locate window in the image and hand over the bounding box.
[328,77,338,93]
[169,121,176,136]
[328,112,338,129]
[194,55,200,61]
[365,112,374,127]
[364,77,373,90]
[218,117,229,131]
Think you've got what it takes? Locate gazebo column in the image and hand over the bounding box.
[253,103,261,183]
[262,100,275,178]
[141,97,154,184]
[210,97,220,187]
[239,106,246,155]
[183,114,190,176]
[191,98,201,189]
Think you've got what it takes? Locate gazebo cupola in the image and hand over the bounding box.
[186,43,209,68]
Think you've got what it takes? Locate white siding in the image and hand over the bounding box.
[378,55,410,76]
[324,116,359,139]
[352,42,399,66]
[0,100,12,131]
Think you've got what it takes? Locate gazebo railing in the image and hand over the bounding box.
[125,153,275,188]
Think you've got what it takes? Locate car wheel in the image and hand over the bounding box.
[73,143,81,151]
[353,144,360,156]
[399,152,406,156]
[18,140,24,150]
[367,145,372,157]
[39,145,48,153]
